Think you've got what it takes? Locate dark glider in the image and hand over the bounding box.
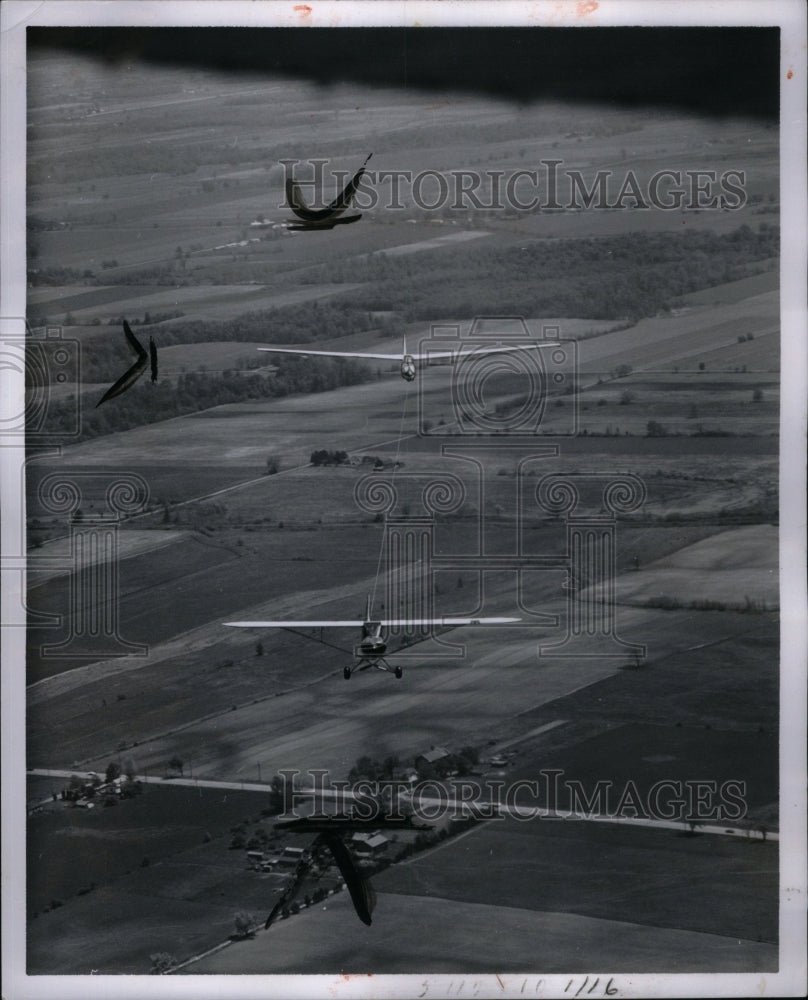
[96,320,149,407]
[285,153,372,231]
[264,832,376,930]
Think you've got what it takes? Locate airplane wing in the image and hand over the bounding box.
[149,338,158,383]
[325,153,372,217]
[411,342,561,360]
[226,620,369,628]
[258,342,562,362]
[95,357,148,408]
[381,617,521,625]
[285,178,326,223]
[122,319,148,360]
[321,832,376,926]
[257,342,561,362]
[285,153,372,223]
[257,347,403,361]
[225,617,521,628]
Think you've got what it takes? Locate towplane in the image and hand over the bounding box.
[284,153,372,231]
[225,596,520,679]
[257,335,561,383]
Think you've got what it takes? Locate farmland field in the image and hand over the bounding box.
[18,37,789,984]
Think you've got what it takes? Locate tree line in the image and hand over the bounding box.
[37,357,370,443]
[304,223,779,323]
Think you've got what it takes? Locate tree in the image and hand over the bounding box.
[233,911,255,938]
[168,755,184,775]
[105,761,121,783]
[267,774,285,814]
[149,952,176,974]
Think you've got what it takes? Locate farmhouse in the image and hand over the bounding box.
[415,746,453,777]
[350,832,389,857]
[278,846,306,867]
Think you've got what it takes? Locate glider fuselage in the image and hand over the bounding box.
[360,621,387,657]
[400,355,417,381]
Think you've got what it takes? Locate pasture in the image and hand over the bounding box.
[21,48,785,979]
[188,890,777,974]
[28,52,779,311]
[25,593,779,974]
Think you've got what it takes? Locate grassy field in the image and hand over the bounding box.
[27,790,297,974]
[25,597,779,974]
[24,510,781,974]
[22,50,784,978]
[187,891,777,974]
[28,53,779,333]
[378,820,777,942]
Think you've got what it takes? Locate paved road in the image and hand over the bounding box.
[28,768,777,842]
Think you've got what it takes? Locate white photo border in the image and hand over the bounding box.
[2,2,806,998]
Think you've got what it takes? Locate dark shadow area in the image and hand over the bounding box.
[29,26,779,120]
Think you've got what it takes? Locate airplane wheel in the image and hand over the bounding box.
[343,667,352,680]
[394,666,403,679]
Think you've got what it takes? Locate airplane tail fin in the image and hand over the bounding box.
[402,334,407,358]
[365,595,372,621]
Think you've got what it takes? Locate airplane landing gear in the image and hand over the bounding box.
[394,666,403,679]
[343,667,352,680]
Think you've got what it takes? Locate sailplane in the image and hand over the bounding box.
[96,319,157,407]
[258,335,561,383]
[284,153,373,231]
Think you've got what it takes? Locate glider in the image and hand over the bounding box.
[284,153,372,231]
[257,335,561,382]
[265,832,375,929]
[96,320,153,407]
